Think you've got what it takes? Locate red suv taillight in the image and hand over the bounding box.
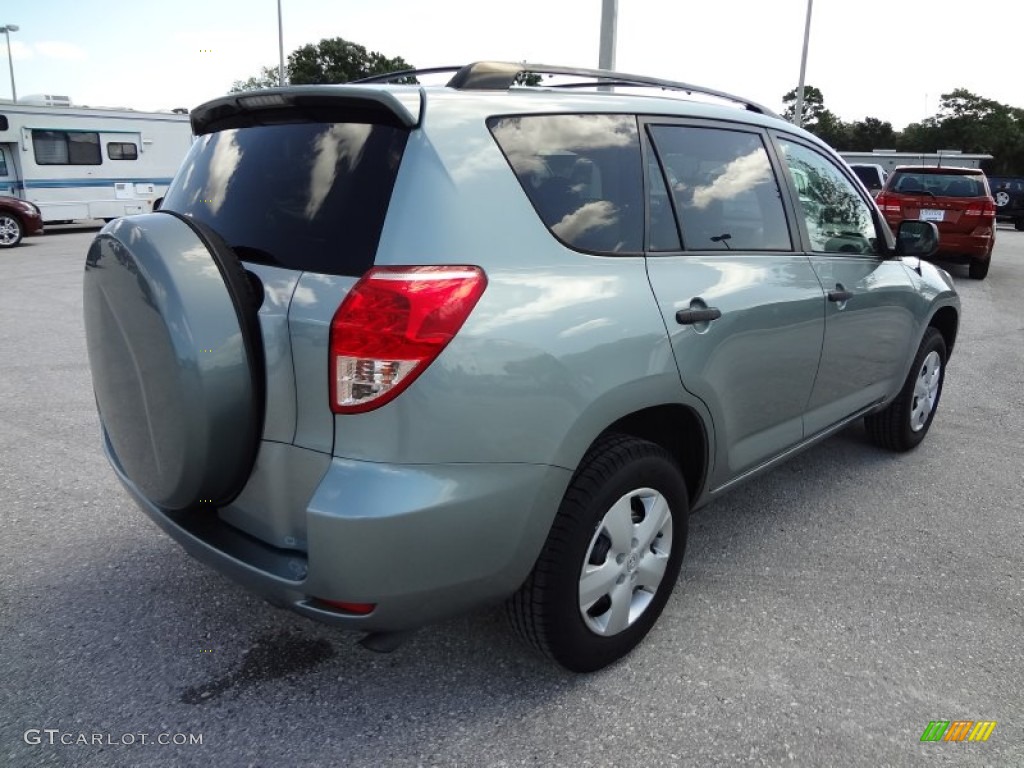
[964,199,996,217]
[329,266,487,414]
[875,193,902,214]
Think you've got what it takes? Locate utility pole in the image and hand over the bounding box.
[598,0,617,71]
[598,0,617,92]
[277,0,285,86]
[793,0,813,127]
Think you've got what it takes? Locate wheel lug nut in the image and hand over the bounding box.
[616,574,626,585]
[616,554,625,565]
[631,538,639,549]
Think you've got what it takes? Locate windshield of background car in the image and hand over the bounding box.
[889,171,987,198]
[488,114,643,253]
[162,122,408,276]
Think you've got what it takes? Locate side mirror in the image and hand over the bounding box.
[894,220,939,258]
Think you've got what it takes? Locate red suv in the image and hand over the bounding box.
[876,167,996,279]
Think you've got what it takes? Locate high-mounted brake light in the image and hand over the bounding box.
[329,266,487,414]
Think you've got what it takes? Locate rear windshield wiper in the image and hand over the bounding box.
[902,189,936,198]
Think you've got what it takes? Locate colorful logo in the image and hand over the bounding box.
[920,721,997,742]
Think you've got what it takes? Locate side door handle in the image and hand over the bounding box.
[675,307,722,325]
[827,290,853,303]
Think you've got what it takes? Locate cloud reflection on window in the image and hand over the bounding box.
[491,114,636,175]
[305,124,372,219]
[551,200,619,244]
[689,150,771,210]
[201,130,243,215]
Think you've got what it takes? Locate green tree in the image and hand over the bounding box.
[514,70,543,86]
[288,38,413,84]
[894,89,1024,175]
[781,85,848,147]
[845,117,897,152]
[230,38,414,92]
[230,65,282,93]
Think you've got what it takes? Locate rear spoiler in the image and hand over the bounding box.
[191,86,422,135]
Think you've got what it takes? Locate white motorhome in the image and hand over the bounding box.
[0,97,192,223]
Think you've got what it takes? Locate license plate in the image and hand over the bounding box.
[920,209,945,222]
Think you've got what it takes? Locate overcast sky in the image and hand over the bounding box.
[2,0,1018,130]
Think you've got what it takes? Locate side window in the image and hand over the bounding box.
[32,130,102,165]
[488,114,643,253]
[107,142,139,160]
[0,150,7,176]
[647,125,792,251]
[778,139,879,254]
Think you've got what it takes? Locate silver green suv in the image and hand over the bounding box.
[83,62,959,672]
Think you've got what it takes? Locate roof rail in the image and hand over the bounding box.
[353,61,777,116]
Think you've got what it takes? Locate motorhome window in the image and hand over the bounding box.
[0,153,7,176]
[107,142,139,160]
[32,130,102,165]
[0,116,8,131]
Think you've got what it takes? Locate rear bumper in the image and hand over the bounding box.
[934,230,993,260]
[884,218,993,259]
[104,433,570,632]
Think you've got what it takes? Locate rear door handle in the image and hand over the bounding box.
[827,290,853,302]
[675,307,722,325]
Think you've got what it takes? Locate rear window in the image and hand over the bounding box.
[889,171,986,198]
[488,114,643,253]
[162,122,408,276]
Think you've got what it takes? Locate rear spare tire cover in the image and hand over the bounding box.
[83,213,264,510]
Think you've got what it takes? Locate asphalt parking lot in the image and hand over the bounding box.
[2,224,1022,768]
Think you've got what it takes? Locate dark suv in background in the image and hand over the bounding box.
[988,176,1024,230]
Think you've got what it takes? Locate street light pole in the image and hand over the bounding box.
[598,0,617,92]
[1,24,18,103]
[793,0,813,127]
[277,0,285,86]
[598,0,617,71]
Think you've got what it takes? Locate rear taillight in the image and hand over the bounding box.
[875,193,902,214]
[329,265,487,414]
[964,200,996,217]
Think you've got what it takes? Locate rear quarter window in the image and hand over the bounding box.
[162,122,408,277]
[488,114,644,254]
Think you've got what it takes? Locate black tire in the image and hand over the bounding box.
[507,433,688,672]
[0,213,23,248]
[865,328,946,452]
[966,256,991,282]
[969,256,990,280]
